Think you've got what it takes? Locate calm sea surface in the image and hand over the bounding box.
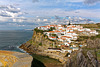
[0,30,33,52]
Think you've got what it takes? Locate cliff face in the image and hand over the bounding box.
[32,30,63,47]
[65,49,98,67]
[65,38,100,67]
[19,30,62,54]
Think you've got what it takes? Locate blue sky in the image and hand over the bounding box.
[0,0,100,30]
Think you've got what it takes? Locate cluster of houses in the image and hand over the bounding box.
[38,24,98,42]
[37,24,99,56]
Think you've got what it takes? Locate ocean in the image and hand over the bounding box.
[0,30,33,52]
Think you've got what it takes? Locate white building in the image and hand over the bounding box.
[48,36,56,40]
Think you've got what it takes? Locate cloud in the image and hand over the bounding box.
[84,0,100,5]
[0,11,12,17]
[0,5,7,9]
[6,5,20,13]
[0,5,24,22]
[32,0,39,3]
[0,5,21,13]
[0,5,22,17]
[29,8,100,18]
[66,0,83,2]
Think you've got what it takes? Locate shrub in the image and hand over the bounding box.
[48,27,55,31]
[39,43,42,46]
[65,53,70,57]
[34,28,44,34]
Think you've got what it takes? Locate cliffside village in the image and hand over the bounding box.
[37,24,99,61]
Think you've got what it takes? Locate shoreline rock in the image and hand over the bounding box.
[0,50,33,67]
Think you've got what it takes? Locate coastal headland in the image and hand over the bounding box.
[0,50,33,67]
[20,23,100,67]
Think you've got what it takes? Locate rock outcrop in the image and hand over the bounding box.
[65,49,98,67]
[0,50,33,67]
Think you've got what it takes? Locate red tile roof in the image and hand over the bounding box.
[49,36,56,38]
[61,36,72,38]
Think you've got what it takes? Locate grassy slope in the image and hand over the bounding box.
[77,23,100,28]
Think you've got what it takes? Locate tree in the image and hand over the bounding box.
[48,27,55,31]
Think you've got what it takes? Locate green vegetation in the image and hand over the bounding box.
[47,38,55,42]
[96,30,100,33]
[43,34,47,37]
[77,36,89,41]
[34,27,55,34]
[55,45,57,48]
[49,34,58,37]
[27,39,33,44]
[77,33,100,41]
[96,49,100,61]
[51,34,57,37]
[48,27,55,31]
[90,34,100,40]
[39,43,42,46]
[34,28,44,34]
[76,23,100,28]
[77,24,98,28]
[97,23,100,28]
[63,25,67,28]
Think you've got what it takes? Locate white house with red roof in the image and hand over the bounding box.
[38,26,49,30]
[56,24,63,29]
[57,36,72,42]
[65,32,77,37]
[48,36,56,40]
[57,38,63,42]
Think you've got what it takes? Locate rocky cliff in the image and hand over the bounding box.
[64,38,100,67]
[64,49,98,67]
[19,29,100,67]
[19,30,62,54]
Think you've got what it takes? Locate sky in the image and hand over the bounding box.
[0,0,100,30]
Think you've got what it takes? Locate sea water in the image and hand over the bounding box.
[0,30,33,52]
